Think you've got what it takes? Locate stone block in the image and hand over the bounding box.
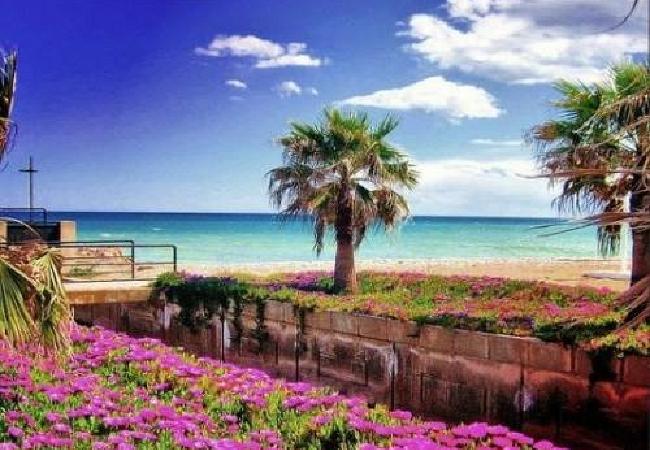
[330,311,358,335]
[525,341,572,373]
[418,325,454,353]
[281,302,296,324]
[454,330,489,359]
[58,220,77,241]
[488,334,528,364]
[264,300,284,322]
[624,355,650,387]
[387,320,420,344]
[449,382,486,420]
[357,315,388,340]
[304,311,331,331]
[524,369,590,412]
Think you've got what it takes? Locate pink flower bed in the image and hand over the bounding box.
[0,326,564,449]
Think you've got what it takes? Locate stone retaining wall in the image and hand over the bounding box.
[73,300,650,448]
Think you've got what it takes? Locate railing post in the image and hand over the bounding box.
[173,246,178,273]
[130,241,135,280]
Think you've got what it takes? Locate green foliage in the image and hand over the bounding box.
[67,266,95,279]
[155,274,248,331]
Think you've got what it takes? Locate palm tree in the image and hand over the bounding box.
[0,49,71,351]
[529,79,630,256]
[531,64,650,274]
[268,109,418,293]
[530,63,650,327]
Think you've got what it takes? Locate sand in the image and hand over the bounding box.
[178,258,630,291]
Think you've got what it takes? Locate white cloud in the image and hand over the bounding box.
[225,79,247,89]
[409,157,558,216]
[401,0,646,84]
[275,81,302,97]
[196,34,323,69]
[273,81,319,97]
[471,138,521,147]
[339,76,502,120]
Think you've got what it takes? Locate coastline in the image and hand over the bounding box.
[177,257,629,291]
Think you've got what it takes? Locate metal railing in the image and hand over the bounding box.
[0,207,49,224]
[3,239,178,282]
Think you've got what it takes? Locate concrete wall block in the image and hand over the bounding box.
[526,341,572,373]
[281,303,297,324]
[488,334,529,364]
[454,356,521,389]
[357,315,388,340]
[623,355,650,387]
[304,311,331,331]
[58,220,77,242]
[418,325,454,353]
[524,369,590,412]
[454,329,489,359]
[330,311,358,335]
[449,382,486,421]
[264,300,285,322]
[386,320,420,344]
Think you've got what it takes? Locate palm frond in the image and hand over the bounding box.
[0,258,35,346]
[32,249,71,354]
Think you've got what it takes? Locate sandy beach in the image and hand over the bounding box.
[179,258,630,291]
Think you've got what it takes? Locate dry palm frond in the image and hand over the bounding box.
[32,249,71,354]
[0,257,35,346]
[0,50,17,162]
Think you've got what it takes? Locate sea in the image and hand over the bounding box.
[36,212,614,266]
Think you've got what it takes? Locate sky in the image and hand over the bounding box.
[1,0,647,217]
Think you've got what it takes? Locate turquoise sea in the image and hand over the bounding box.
[41,212,610,265]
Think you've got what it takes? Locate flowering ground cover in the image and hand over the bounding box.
[157,271,649,355]
[0,326,563,449]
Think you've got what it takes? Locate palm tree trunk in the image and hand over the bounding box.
[630,190,650,285]
[334,238,356,293]
[334,189,357,293]
[631,134,650,286]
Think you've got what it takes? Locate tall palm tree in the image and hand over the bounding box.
[531,64,650,274]
[268,109,418,293]
[529,79,630,256]
[531,63,650,327]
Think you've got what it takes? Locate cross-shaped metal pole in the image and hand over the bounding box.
[18,156,38,223]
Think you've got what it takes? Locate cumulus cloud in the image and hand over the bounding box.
[274,81,319,97]
[339,76,502,120]
[196,35,323,68]
[408,158,558,216]
[401,0,645,84]
[275,81,302,97]
[225,79,247,89]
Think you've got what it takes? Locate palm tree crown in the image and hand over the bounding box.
[268,109,418,292]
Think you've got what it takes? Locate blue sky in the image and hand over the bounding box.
[1,0,645,216]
